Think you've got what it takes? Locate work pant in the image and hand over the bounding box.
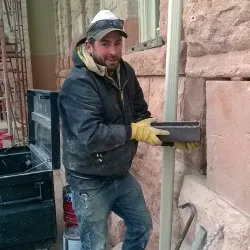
[70,172,153,250]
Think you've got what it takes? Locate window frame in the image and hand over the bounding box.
[138,0,160,43]
[127,0,163,53]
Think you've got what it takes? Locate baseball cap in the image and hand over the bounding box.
[86,10,128,40]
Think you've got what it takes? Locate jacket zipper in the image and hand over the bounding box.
[120,80,128,124]
[109,79,128,124]
[120,89,124,102]
[120,80,128,105]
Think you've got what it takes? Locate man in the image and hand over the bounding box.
[58,10,199,250]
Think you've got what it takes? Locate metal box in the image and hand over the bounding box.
[151,121,200,144]
[0,89,60,250]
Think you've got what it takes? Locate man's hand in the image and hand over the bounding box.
[174,141,200,152]
[131,118,170,146]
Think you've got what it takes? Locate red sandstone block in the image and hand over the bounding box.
[159,0,168,42]
[138,77,150,103]
[147,219,159,250]
[148,76,165,121]
[176,77,206,171]
[123,18,139,52]
[132,146,163,197]
[206,81,250,214]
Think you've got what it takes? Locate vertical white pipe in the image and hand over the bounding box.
[159,0,183,249]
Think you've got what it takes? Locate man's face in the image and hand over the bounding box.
[86,31,123,73]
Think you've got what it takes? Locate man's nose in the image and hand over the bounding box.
[109,46,117,56]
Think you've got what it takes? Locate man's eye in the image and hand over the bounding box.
[101,43,108,47]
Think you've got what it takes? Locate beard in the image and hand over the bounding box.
[91,51,121,73]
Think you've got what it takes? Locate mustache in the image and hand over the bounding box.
[106,57,120,60]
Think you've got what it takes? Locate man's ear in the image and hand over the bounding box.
[85,40,92,53]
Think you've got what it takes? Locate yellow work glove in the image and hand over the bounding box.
[131,118,170,146]
[174,141,200,152]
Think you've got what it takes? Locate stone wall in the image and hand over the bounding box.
[179,0,250,249]
[184,0,250,78]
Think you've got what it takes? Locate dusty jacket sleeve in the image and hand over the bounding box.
[59,76,132,153]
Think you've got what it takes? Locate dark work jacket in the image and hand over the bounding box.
[58,44,150,179]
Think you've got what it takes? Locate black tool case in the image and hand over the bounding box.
[0,89,60,250]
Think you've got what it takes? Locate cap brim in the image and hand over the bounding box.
[92,28,128,40]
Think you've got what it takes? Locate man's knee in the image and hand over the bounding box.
[136,213,153,237]
[143,214,153,233]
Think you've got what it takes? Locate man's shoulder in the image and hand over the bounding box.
[67,66,92,79]
[121,60,136,77]
[59,67,93,91]
[67,66,94,82]
[122,60,134,70]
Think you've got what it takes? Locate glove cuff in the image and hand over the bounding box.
[130,124,136,140]
[125,125,132,140]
